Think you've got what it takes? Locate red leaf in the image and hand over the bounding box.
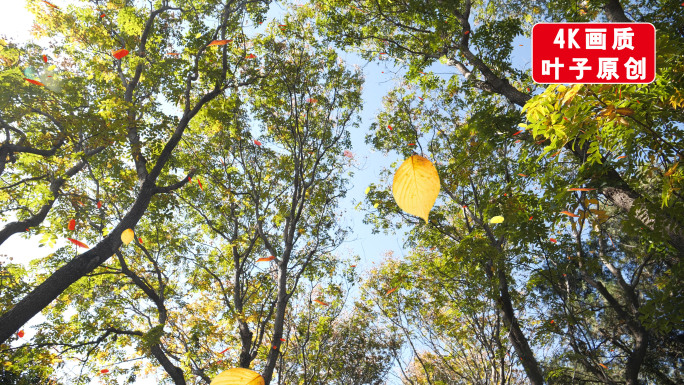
[24,78,45,86]
[17,330,24,338]
[560,211,579,218]
[198,179,203,191]
[306,98,317,103]
[387,125,392,130]
[464,30,470,34]
[529,216,533,220]
[219,347,229,354]
[112,49,129,60]
[257,256,275,262]
[512,130,522,136]
[280,338,286,342]
[313,299,329,306]
[42,55,47,63]
[254,140,262,146]
[386,287,397,295]
[138,237,143,244]
[42,0,60,9]
[567,187,595,192]
[272,345,278,349]
[68,219,76,231]
[97,201,102,209]
[408,143,415,146]
[100,369,109,374]
[245,54,256,59]
[549,238,557,243]
[67,238,89,249]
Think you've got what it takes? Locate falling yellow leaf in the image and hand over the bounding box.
[365,186,371,194]
[490,216,504,224]
[210,368,265,385]
[121,228,134,245]
[392,155,440,222]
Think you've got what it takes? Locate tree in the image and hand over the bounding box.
[314,0,682,384]
[0,0,269,343]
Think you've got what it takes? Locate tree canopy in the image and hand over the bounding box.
[0,0,682,384]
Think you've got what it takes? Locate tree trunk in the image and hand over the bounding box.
[494,265,546,385]
[261,263,289,384]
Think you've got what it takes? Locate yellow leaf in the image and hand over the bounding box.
[121,228,134,245]
[210,368,265,385]
[562,84,583,105]
[664,162,679,177]
[490,216,504,224]
[392,155,440,222]
[365,186,371,194]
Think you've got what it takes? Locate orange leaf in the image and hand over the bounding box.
[599,363,607,369]
[167,52,180,56]
[568,188,595,191]
[198,179,203,191]
[112,49,129,60]
[517,173,527,177]
[549,238,557,243]
[257,256,275,262]
[313,299,329,306]
[560,211,579,218]
[68,219,76,230]
[208,39,232,46]
[17,330,24,338]
[386,287,397,295]
[246,54,256,59]
[67,238,89,249]
[24,78,45,86]
[100,369,109,374]
[254,140,261,146]
[616,155,626,159]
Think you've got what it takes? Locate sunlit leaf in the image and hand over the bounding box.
[313,299,329,306]
[392,155,440,223]
[121,229,134,245]
[256,256,275,262]
[560,211,579,218]
[490,216,504,224]
[210,368,265,385]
